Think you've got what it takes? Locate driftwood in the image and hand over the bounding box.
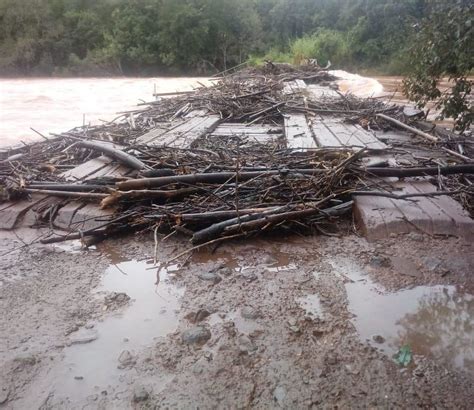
[441,147,472,162]
[376,113,439,142]
[76,140,148,170]
[192,200,351,244]
[100,187,201,208]
[116,169,326,190]
[222,201,352,236]
[2,64,472,250]
[28,183,111,192]
[362,164,474,178]
[191,205,286,244]
[144,207,283,223]
[24,188,108,199]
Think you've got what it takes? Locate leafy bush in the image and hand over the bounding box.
[290,30,349,66]
[403,0,474,131]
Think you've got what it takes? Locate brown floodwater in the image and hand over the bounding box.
[1,73,466,150]
[0,72,397,149]
[0,77,210,148]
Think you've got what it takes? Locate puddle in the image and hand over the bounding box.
[265,252,297,273]
[50,258,184,403]
[188,246,295,274]
[331,257,474,373]
[297,294,324,319]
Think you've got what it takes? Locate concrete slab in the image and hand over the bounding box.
[354,180,474,241]
[284,114,317,150]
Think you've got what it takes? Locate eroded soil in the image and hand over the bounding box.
[1,228,473,409]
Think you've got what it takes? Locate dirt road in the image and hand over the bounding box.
[1,226,473,408]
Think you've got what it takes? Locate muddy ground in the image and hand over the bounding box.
[0,226,473,409]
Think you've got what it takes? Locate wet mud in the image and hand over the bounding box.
[1,230,473,408]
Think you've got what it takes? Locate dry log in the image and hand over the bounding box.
[24,188,107,199]
[192,205,287,244]
[145,207,283,224]
[1,153,25,163]
[28,183,111,192]
[222,201,352,236]
[376,113,439,142]
[362,164,474,178]
[100,188,201,208]
[116,169,325,190]
[76,140,148,170]
[441,147,472,162]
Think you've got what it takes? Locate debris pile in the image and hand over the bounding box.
[0,66,473,250]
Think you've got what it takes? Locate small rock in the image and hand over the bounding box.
[218,267,234,276]
[421,256,442,272]
[238,335,257,353]
[192,357,207,374]
[13,355,37,367]
[117,350,136,369]
[194,310,211,322]
[325,353,338,365]
[132,386,149,403]
[312,329,324,338]
[407,232,424,242]
[414,368,425,377]
[369,256,391,268]
[87,394,98,402]
[273,385,287,406]
[181,326,211,345]
[74,376,84,380]
[198,271,222,284]
[69,330,98,345]
[372,335,385,344]
[241,306,260,320]
[241,271,258,282]
[104,292,130,309]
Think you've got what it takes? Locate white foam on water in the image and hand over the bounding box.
[329,70,384,98]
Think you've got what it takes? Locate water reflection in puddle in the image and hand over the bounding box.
[52,258,183,402]
[331,258,474,373]
[189,247,295,274]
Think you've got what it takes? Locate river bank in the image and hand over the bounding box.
[1,228,473,408]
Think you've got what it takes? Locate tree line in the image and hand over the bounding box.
[0,0,432,76]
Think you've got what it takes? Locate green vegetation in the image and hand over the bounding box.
[403,0,473,131]
[0,0,435,76]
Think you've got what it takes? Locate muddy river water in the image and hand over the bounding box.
[0,72,402,148]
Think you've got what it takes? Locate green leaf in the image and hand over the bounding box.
[395,345,412,367]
